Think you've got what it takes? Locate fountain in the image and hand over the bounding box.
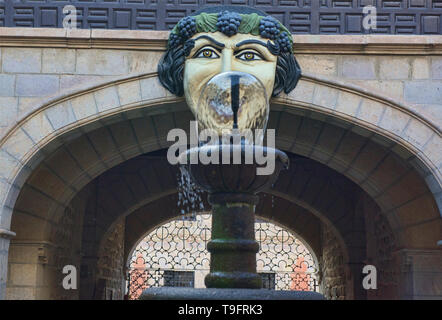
[140,5,324,300]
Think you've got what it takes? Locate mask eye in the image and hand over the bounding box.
[195,48,220,59]
[236,51,263,61]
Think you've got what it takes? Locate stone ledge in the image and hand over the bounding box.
[140,287,325,300]
[0,28,441,54]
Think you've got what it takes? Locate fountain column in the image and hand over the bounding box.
[205,193,261,288]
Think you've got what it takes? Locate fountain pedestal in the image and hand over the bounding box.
[205,192,261,289]
[140,144,324,300]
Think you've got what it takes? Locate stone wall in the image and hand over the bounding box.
[320,224,346,300]
[95,219,125,300]
[0,32,441,143]
[6,190,86,300]
[362,192,399,299]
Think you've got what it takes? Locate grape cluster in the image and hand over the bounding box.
[216,11,242,37]
[178,16,197,39]
[259,16,280,40]
[277,31,292,53]
[168,33,183,49]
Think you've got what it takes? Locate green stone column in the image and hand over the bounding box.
[204,193,262,289]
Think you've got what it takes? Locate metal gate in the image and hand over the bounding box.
[127,214,319,299]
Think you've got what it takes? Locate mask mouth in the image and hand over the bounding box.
[195,71,269,146]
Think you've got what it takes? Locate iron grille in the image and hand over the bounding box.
[1,1,441,34]
[127,214,319,299]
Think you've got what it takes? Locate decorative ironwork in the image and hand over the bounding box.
[127,214,319,299]
[1,1,441,34]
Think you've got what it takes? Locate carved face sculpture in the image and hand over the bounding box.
[158,6,301,137]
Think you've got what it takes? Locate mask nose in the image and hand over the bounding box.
[221,49,233,72]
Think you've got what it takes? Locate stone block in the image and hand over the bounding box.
[0,74,15,97]
[350,80,404,100]
[17,97,43,119]
[296,54,337,76]
[288,79,315,103]
[94,86,120,112]
[76,49,128,75]
[127,51,163,74]
[312,85,339,109]
[341,56,376,79]
[71,93,97,120]
[5,286,36,300]
[379,57,410,80]
[431,57,442,80]
[140,77,168,101]
[60,75,113,91]
[401,118,434,149]
[423,135,442,173]
[404,81,442,104]
[2,48,41,73]
[412,57,430,80]
[378,106,410,137]
[42,48,76,74]
[9,263,38,286]
[335,91,361,117]
[357,99,385,126]
[22,112,54,144]
[45,101,77,131]
[2,129,35,162]
[118,80,141,106]
[16,74,59,97]
[0,97,18,127]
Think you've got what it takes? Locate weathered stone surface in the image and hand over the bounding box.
[0,97,18,127]
[297,55,337,76]
[94,86,120,112]
[140,77,168,100]
[402,118,434,149]
[16,74,59,97]
[432,57,442,80]
[76,49,128,75]
[45,102,77,130]
[357,99,386,125]
[127,51,163,74]
[42,49,76,74]
[288,80,315,103]
[70,93,97,120]
[335,91,361,117]
[2,48,41,73]
[2,128,35,162]
[60,75,114,91]
[22,112,54,144]
[412,57,430,80]
[312,85,339,109]
[350,80,404,100]
[404,81,442,104]
[342,56,376,79]
[378,106,410,137]
[379,57,410,80]
[0,74,15,96]
[118,81,141,106]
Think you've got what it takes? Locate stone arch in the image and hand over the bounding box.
[0,71,440,233]
[1,72,441,299]
[71,152,370,300]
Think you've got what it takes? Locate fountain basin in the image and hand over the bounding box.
[178,144,289,194]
